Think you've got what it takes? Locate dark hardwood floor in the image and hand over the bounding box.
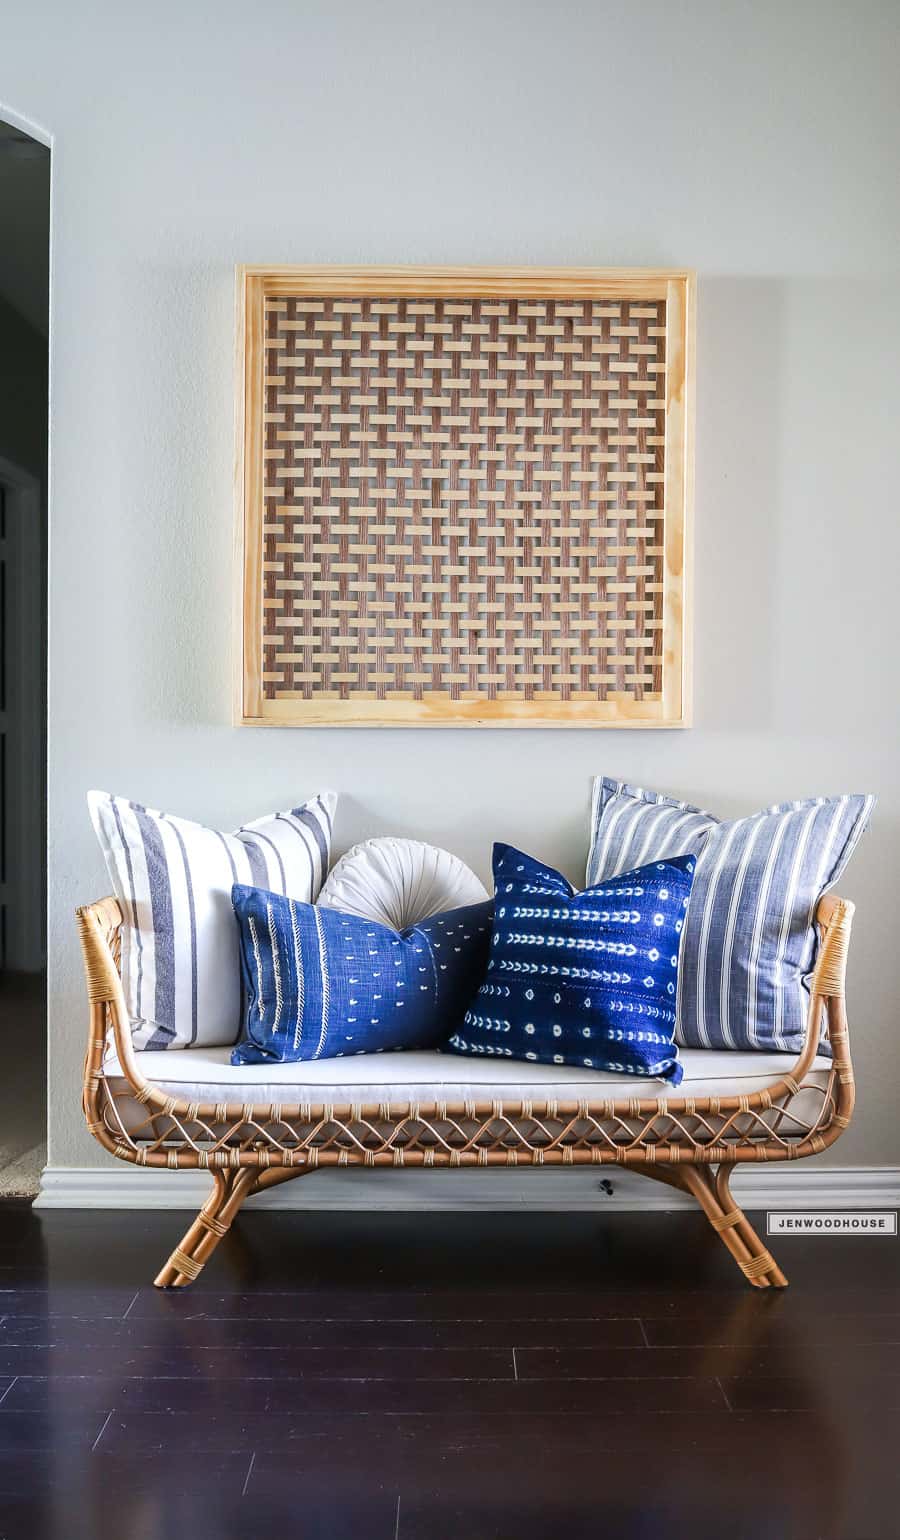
[0,1201,896,1538]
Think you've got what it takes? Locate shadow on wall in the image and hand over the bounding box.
[695,273,900,743]
[94,258,235,732]
[692,277,783,734]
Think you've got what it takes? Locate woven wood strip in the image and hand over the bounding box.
[259,291,668,710]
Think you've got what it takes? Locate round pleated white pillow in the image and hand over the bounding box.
[318,837,489,932]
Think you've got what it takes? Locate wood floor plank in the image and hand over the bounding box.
[124,1286,774,1320]
[0,1288,141,1316]
[94,1405,842,1460]
[0,1371,725,1419]
[0,1313,646,1350]
[720,1374,900,1412]
[0,1408,111,1452]
[0,1344,516,1381]
[516,1341,900,1380]
[1,1374,268,1417]
[642,1310,900,1348]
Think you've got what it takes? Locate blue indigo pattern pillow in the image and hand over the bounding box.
[445,844,695,1086]
[231,885,493,1065]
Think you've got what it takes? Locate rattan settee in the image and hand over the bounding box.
[76,892,855,1291]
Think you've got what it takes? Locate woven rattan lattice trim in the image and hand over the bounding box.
[96,1072,842,1169]
[236,267,694,727]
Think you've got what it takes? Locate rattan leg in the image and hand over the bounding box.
[673,1165,771,1287]
[631,1162,787,1289]
[154,1167,257,1289]
[713,1165,788,1288]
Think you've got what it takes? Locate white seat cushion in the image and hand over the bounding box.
[107,1043,831,1112]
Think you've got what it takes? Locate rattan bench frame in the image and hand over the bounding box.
[76,892,855,1290]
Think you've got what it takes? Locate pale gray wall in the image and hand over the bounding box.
[1,0,898,1171]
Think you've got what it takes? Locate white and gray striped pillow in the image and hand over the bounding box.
[587,779,875,1054]
[88,789,337,1050]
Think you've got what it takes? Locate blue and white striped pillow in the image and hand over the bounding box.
[587,779,875,1054]
[88,789,336,1049]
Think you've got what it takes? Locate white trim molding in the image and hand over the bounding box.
[36,1164,900,1212]
[0,102,52,148]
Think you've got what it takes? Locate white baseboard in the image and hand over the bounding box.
[35,1164,900,1212]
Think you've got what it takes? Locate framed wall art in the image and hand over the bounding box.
[235,266,694,727]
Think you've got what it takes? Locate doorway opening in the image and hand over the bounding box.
[0,116,49,1196]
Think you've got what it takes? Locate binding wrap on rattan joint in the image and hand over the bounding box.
[811,898,855,998]
[710,1208,742,1232]
[743,1251,777,1280]
[169,1248,202,1281]
[76,903,124,1003]
[198,1212,229,1239]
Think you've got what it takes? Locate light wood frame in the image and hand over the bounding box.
[235,266,695,728]
[77,892,853,1290]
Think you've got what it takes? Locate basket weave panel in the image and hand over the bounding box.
[261,295,667,704]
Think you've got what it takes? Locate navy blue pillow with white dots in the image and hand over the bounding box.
[445,843,695,1086]
[230,884,493,1065]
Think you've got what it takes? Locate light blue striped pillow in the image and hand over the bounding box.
[89,790,336,1050]
[587,779,875,1053]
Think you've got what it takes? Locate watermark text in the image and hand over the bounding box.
[767,1211,897,1236]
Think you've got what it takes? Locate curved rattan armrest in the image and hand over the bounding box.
[77,897,124,1003]
[811,893,855,1000]
[76,892,856,1159]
